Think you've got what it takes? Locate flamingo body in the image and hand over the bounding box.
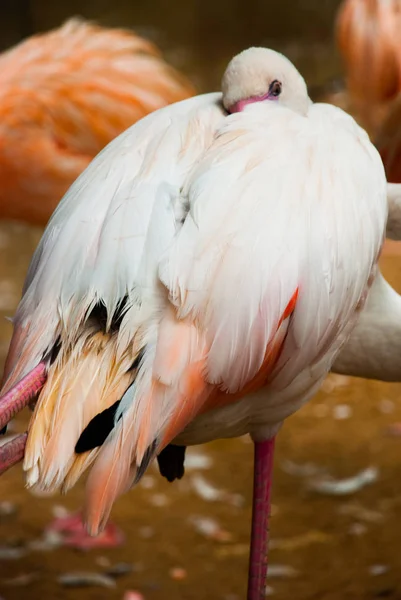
[0,48,388,529]
[333,272,401,381]
[0,48,388,599]
[332,183,401,381]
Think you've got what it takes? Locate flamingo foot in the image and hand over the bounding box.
[247,437,275,600]
[0,363,47,475]
[46,512,125,550]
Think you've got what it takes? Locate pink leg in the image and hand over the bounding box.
[247,437,275,600]
[0,363,47,430]
[0,433,28,475]
[0,363,47,474]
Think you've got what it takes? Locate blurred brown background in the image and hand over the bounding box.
[0,0,343,90]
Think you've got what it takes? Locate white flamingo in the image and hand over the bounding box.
[0,48,387,599]
[332,184,401,381]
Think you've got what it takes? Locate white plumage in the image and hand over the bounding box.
[0,48,387,535]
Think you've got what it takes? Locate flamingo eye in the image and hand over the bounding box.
[268,80,282,97]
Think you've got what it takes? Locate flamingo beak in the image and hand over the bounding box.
[0,362,47,475]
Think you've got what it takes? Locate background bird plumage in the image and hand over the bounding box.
[0,18,195,224]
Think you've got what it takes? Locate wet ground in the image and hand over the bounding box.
[2,0,401,598]
[2,241,401,600]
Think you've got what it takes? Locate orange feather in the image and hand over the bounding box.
[83,290,299,534]
[336,0,401,132]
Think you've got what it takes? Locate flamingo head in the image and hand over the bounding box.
[221,47,311,115]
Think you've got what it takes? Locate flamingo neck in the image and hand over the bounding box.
[332,272,401,381]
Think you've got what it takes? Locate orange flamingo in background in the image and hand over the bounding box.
[336,0,401,181]
[0,18,195,225]
[336,0,401,130]
[0,47,388,599]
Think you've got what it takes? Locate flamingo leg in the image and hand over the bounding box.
[247,437,275,600]
[0,363,47,474]
[0,433,28,475]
